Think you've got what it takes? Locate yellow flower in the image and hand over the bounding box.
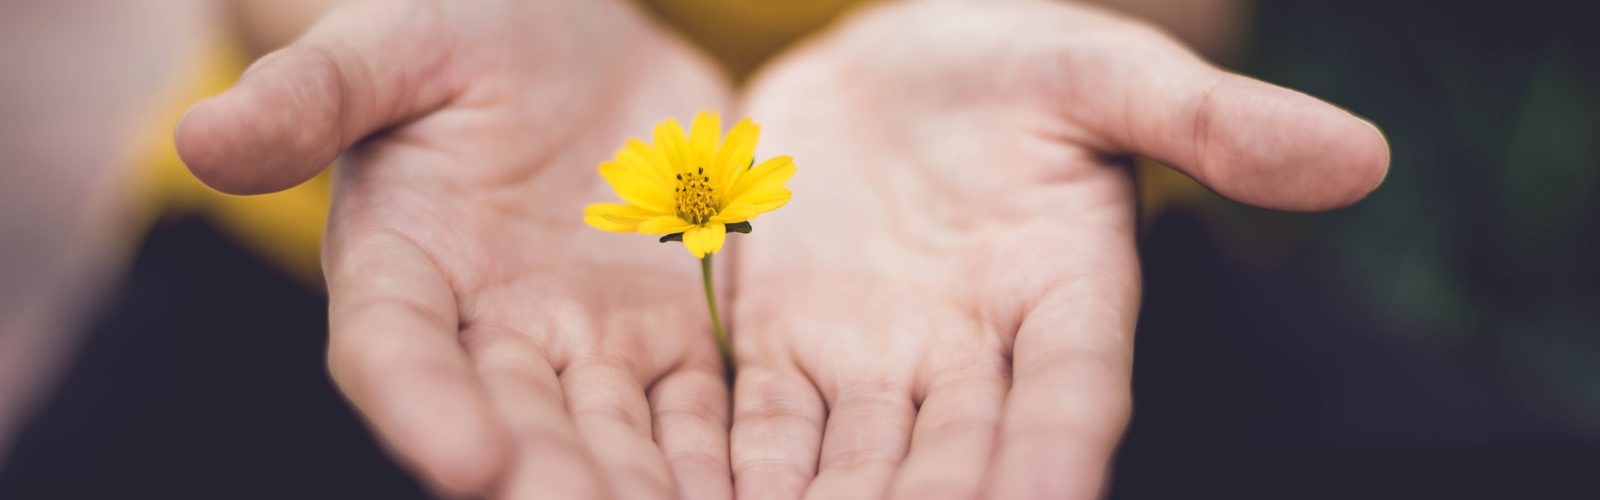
[584,111,795,258]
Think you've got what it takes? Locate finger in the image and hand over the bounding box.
[325,230,510,496]
[803,381,916,500]
[461,326,607,499]
[175,0,457,194]
[649,365,734,500]
[887,369,1007,500]
[731,366,826,500]
[561,358,678,500]
[1062,12,1389,211]
[984,241,1141,500]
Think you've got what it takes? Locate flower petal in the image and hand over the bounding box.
[725,156,796,207]
[689,111,721,175]
[681,222,726,258]
[628,138,673,175]
[654,118,692,175]
[713,188,791,223]
[617,139,673,187]
[599,161,673,213]
[714,118,759,205]
[639,215,696,235]
[584,203,662,232]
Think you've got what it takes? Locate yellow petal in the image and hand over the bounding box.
[689,111,721,175]
[628,138,673,177]
[638,216,695,235]
[599,161,673,213]
[713,188,791,222]
[654,118,692,174]
[617,139,672,187]
[713,118,759,205]
[681,222,726,258]
[725,156,796,207]
[584,203,662,232]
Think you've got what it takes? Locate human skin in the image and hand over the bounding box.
[174,0,1387,499]
[176,0,736,498]
[728,1,1387,499]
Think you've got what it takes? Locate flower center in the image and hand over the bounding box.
[674,167,716,225]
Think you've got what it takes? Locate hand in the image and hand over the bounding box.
[728,1,1388,499]
[176,1,734,498]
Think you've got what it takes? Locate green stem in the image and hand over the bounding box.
[700,255,733,368]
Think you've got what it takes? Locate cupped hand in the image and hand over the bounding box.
[176,1,735,498]
[728,1,1388,499]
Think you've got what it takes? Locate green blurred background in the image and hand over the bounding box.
[1246,0,1599,430]
[1111,1,1599,496]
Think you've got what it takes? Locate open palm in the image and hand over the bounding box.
[177,1,734,498]
[727,1,1389,499]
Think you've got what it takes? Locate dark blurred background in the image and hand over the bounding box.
[2,0,1596,498]
[1118,0,1600,497]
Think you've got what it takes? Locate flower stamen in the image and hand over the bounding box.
[674,166,717,225]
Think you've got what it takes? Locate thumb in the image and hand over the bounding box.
[175,0,457,195]
[1067,20,1390,212]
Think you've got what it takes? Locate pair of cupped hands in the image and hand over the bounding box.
[175,0,1387,498]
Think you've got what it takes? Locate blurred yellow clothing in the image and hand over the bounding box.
[137,41,331,287]
[135,0,1202,287]
[643,0,862,79]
